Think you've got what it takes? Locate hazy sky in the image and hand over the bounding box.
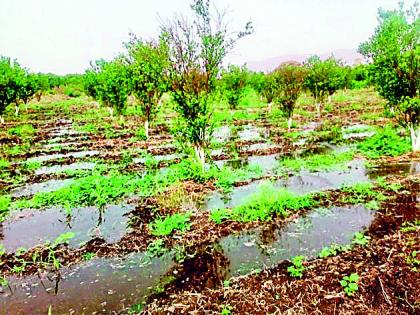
[0,0,406,74]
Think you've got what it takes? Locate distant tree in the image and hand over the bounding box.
[95,59,130,117]
[220,64,249,109]
[261,72,277,105]
[272,63,307,129]
[248,71,266,98]
[33,73,50,102]
[349,64,372,89]
[304,56,346,115]
[162,0,253,166]
[16,73,39,112]
[359,2,419,151]
[126,35,170,138]
[0,56,25,122]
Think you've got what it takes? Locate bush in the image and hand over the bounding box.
[357,126,411,158]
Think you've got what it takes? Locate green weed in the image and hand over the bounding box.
[148,212,191,236]
[351,232,370,247]
[340,273,359,296]
[287,255,306,278]
[357,126,410,158]
[280,150,354,172]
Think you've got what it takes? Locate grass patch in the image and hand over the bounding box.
[279,150,355,172]
[148,212,191,236]
[357,126,411,158]
[210,183,315,223]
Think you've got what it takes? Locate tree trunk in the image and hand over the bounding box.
[0,115,4,124]
[25,102,29,112]
[144,120,149,139]
[409,125,420,152]
[315,102,322,116]
[287,116,293,130]
[194,145,206,167]
[15,104,19,116]
[328,95,332,103]
[268,102,272,112]
[108,107,114,117]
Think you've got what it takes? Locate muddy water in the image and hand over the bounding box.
[11,179,74,198]
[1,204,133,253]
[238,125,268,141]
[204,160,369,210]
[34,162,96,175]
[27,150,100,163]
[0,253,174,315]
[218,205,374,276]
[0,205,374,314]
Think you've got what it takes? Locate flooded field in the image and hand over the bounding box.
[0,88,419,314]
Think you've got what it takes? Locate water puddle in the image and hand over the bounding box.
[133,153,182,164]
[367,160,420,177]
[218,205,374,276]
[213,125,231,143]
[0,252,173,314]
[1,204,133,253]
[11,179,74,198]
[35,162,96,175]
[215,154,279,174]
[241,142,278,152]
[204,160,369,210]
[27,151,100,163]
[238,125,268,141]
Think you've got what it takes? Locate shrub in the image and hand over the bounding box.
[357,126,411,158]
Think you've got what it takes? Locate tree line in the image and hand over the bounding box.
[0,0,418,157]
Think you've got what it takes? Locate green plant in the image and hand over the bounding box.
[210,208,231,224]
[162,0,252,165]
[280,150,354,172]
[148,212,191,236]
[0,276,8,288]
[271,63,307,129]
[304,55,347,115]
[211,184,315,224]
[220,304,233,315]
[400,220,420,233]
[146,239,167,257]
[126,35,169,138]
[220,64,250,109]
[8,124,36,138]
[357,126,411,158]
[0,244,5,257]
[352,232,370,247]
[405,250,419,271]
[82,252,96,261]
[340,273,359,296]
[287,255,306,278]
[359,2,419,151]
[318,244,347,258]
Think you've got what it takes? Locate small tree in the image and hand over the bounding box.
[17,73,39,112]
[359,2,419,151]
[220,64,249,109]
[162,0,252,165]
[304,56,346,115]
[126,35,170,138]
[261,72,277,108]
[272,63,307,129]
[248,71,266,99]
[0,56,23,123]
[95,59,130,117]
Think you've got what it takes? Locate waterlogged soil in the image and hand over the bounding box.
[0,204,375,315]
[142,178,420,314]
[218,205,374,277]
[204,159,371,210]
[1,204,134,253]
[0,253,174,315]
